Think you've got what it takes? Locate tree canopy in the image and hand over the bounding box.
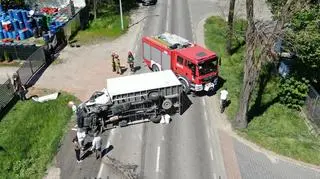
[285,5,320,87]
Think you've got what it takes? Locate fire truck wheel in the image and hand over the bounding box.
[150,114,161,123]
[179,79,190,94]
[162,99,173,110]
[152,64,160,72]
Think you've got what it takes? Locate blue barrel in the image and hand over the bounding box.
[21,10,28,22]
[12,31,16,39]
[0,31,3,39]
[12,20,19,31]
[7,31,12,39]
[16,10,23,22]
[3,30,7,38]
[19,21,25,29]
[19,30,25,40]
[8,10,15,20]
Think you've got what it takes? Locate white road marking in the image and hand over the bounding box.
[156,146,161,172]
[213,173,217,179]
[210,148,214,161]
[204,110,208,121]
[97,129,115,178]
[207,128,211,138]
[162,135,165,141]
[202,98,206,105]
[166,0,171,31]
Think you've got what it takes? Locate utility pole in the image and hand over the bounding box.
[119,0,124,30]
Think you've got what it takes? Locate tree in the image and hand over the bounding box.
[235,0,300,128]
[226,0,236,55]
[284,5,320,87]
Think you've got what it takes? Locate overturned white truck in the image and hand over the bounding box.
[76,70,183,133]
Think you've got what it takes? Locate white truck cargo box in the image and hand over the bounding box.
[107,70,181,98]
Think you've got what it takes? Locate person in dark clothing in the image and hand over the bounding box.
[111,52,116,72]
[73,137,82,163]
[12,73,26,101]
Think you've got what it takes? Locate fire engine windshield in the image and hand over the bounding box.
[198,57,218,76]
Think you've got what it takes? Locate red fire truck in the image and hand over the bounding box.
[142,33,220,93]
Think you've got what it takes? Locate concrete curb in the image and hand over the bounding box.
[195,13,320,172]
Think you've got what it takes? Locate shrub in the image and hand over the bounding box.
[278,77,309,109]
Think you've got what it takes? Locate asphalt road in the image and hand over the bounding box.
[97,0,226,178]
[97,1,320,179]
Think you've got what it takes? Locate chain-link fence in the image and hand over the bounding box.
[305,86,320,127]
[0,44,40,61]
[0,79,15,114]
[0,47,47,115]
[16,47,47,85]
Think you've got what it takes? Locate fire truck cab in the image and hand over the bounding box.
[142,33,219,93]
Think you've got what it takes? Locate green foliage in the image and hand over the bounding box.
[204,16,246,119]
[0,93,77,178]
[284,5,320,84]
[242,103,320,165]
[72,2,131,44]
[279,77,309,109]
[266,0,287,19]
[205,16,320,165]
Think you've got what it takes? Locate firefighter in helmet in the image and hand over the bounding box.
[127,51,135,72]
[114,53,121,74]
[111,52,116,72]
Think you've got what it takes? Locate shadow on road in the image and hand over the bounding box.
[180,92,193,115]
[102,145,114,158]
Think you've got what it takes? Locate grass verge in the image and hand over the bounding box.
[204,16,320,165]
[71,3,132,44]
[0,92,78,178]
[73,14,130,44]
[204,16,246,119]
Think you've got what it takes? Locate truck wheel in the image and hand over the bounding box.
[179,79,190,94]
[148,91,160,101]
[152,64,160,72]
[150,114,161,123]
[162,99,172,110]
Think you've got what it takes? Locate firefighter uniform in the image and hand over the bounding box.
[112,58,116,72]
[115,57,121,74]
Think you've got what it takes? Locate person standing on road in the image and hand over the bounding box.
[115,54,121,74]
[77,128,86,151]
[73,137,82,163]
[127,51,135,72]
[220,88,229,113]
[12,73,27,101]
[91,132,102,160]
[111,52,116,72]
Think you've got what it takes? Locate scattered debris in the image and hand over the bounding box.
[32,92,60,103]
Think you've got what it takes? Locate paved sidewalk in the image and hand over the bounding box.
[42,7,148,179]
[34,8,146,102]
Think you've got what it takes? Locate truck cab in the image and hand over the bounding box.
[172,45,219,92]
[142,33,220,94]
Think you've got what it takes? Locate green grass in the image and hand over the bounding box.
[204,16,320,165]
[72,14,130,44]
[0,92,78,178]
[242,103,320,165]
[204,16,246,119]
